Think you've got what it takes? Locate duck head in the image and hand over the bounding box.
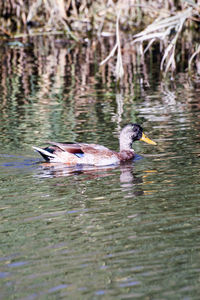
[120,124,156,151]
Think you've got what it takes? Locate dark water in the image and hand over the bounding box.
[0,36,200,299]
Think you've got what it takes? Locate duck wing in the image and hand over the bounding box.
[47,142,115,156]
[47,141,84,154]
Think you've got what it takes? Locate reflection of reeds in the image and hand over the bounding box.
[0,32,198,152]
[0,36,125,147]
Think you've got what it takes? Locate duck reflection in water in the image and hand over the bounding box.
[36,159,145,196]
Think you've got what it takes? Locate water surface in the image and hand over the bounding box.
[0,36,200,300]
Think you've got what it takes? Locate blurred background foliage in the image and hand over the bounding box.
[0,0,199,77]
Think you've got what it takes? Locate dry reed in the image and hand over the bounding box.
[0,0,199,77]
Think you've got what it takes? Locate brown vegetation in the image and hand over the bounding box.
[0,0,200,78]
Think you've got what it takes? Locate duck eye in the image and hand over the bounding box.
[132,126,139,134]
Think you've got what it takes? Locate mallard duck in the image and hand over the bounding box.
[33,124,156,166]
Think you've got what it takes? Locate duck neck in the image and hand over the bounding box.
[120,140,133,152]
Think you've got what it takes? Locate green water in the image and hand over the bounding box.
[0,37,200,299]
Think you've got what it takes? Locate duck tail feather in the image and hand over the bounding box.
[33,146,56,161]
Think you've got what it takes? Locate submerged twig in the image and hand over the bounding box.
[100,12,124,82]
[188,44,200,74]
[100,43,118,66]
[115,12,124,81]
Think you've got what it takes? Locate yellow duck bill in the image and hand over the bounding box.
[140,133,157,145]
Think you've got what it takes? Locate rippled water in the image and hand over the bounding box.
[0,37,200,299]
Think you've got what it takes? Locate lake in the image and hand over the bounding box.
[0,36,200,299]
